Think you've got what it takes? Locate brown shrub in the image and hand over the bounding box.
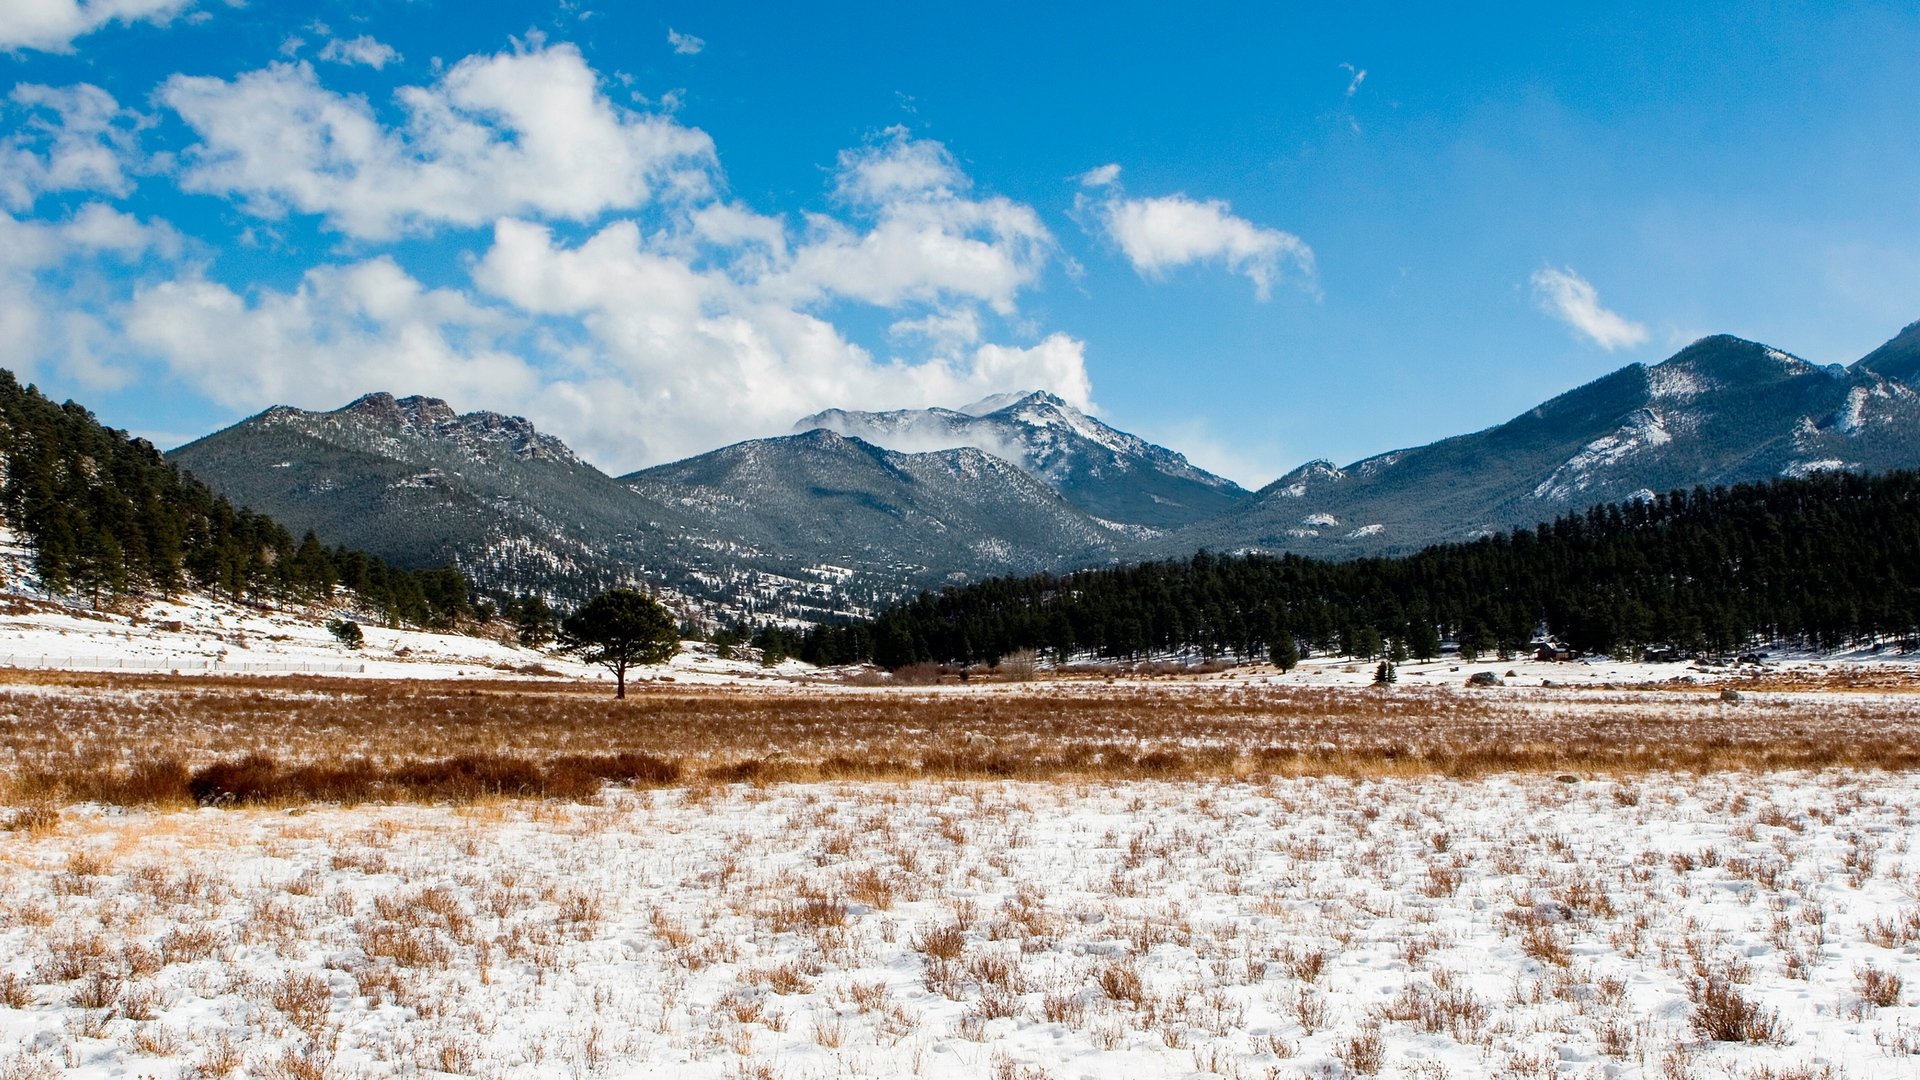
[189,753,283,804]
[1688,976,1788,1043]
[1858,964,1904,1008]
[5,672,1920,812]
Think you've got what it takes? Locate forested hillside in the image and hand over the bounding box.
[0,373,471,626]
[842,471,1920,668]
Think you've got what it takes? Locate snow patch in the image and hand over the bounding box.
[1532,408,1672,500]
[1354,452,1401,477]
[1645,365,1710,401]
[1837,386,1871,434]
[1782,458,1851,479]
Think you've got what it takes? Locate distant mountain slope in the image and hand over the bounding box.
[1174,331,1920,558]
[170,393,680,597]
[168,317,1920,620]
[622,429,1126,581]
[0,375,469,625]
[173,395,1133,615]
[794,390,1250,528]
[1856,319,1920,388]
[859,469,1920,668]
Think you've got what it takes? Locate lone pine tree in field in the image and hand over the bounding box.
[560,589,680,698]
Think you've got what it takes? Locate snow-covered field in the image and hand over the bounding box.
[2,584,1916,695]
[2,772,1917,1079]
[0,592,809,687]
[2,549,1919,1077]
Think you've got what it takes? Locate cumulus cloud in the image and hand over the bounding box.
[17,46,1088,470]
[461,217,1089,466]
[1086,182,1316,300]
[161,43,716,239]
[832,127,967,204]
[889,308,982,351]
[0,205,180,390]
[318,34,400,69]
[765,128,1053,315]
[1077,163,1121,188]
[0,0,197,53]
[1530,266,1648,350]
[666,28,704,55]
[126,257,536,410]
[1,84,143,210]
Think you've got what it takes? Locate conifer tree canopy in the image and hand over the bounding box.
[845,471,1920,669]
[0,370,472,625]
[559,589,680,698]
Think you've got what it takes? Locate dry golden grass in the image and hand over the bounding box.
[0,768,1913,1077]
[0,672,1918,808]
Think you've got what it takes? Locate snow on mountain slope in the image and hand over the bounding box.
[1531,407,1675,501]
[1178,328,1920,560]
[796,391,1251,528]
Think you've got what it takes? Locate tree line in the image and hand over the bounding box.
[801,470,1920,669]
[0,372,472,626]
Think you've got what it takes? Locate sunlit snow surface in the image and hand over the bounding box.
[1,769,1917,1077]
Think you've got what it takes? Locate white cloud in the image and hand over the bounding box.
[1077,163,1121,188]
[162,44,717,239]
[1341,62,1367,97]
[1530,266,1648,350]
[970,335,1092,413]
[0,0,196,53]
[666,28,704,55]
[464,217,1090,467]
[889,308,982,351]
[1091,189,1316,301]
[0,205,180,390]
[117,122,1085,471]
[770,129,1053,315]
[17,47,1088,471]
[832,127,967,204]
[1,83,142,210]
[318,34,400,70]
[60,201,182,259]
[126,257,537,410]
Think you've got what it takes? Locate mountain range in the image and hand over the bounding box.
[168,319,1920,619]
[1183,328,1920,558]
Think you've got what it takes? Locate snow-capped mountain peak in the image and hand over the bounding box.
[792,391,1250,528]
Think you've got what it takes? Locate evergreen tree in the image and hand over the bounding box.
[0,371,474,628]
[512,595,558,647]
[838,471,1920,671]
[559,589,680,698]
[1407,616,1441,661]
[1268,633,1299,672]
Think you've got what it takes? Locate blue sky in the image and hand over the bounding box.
[3,1,1917,485]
